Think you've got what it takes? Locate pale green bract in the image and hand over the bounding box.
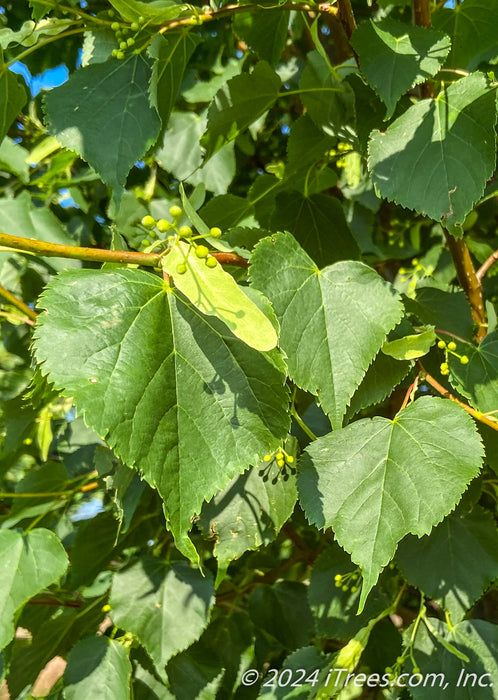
[163,242,278,351]
[33,268,289,561]
[298,397,483,612]
[381,325,436,360]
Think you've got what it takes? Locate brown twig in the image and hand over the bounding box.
[444,232,487,343]
[417,361,498,432]
[412,0,434,98]
[0,233,249,269]
[0,283,38,322]
[477,249,498,282]
[336,0,356,39]
[412,0,431,28]
[399,375,419,411]
[158,2,322,33]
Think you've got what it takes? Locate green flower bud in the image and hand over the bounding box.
[130,22,139,31]
[437,340,446,349]
[179,225,192,237]
[447,341,456,351]
[169,205,183,219]
[176,263,187,274]
[141,215,156,229]
[116,51,125,60]
[195,245,209,259]
[206,256,218,268]
[460,355,469,365]
[210,226,222,238]
[111,21,120,32]
[156,219,171,233]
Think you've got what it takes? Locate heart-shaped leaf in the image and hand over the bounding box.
[249,233,403,428]
[298,397,483,611]
[34,269,290,560]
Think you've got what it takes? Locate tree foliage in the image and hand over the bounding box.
[0,0,497,697]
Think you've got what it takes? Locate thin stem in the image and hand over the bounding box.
[158,3,318,34]
[0,232,249,268]
[434,328,472,345]
[477,249,498,282]
[417,361,498,432]
[444,232,487,342]
[336,0,356,39]
[0,283,38,321]
[291,405,317,441]
[399,375,419,411]
[0,310,36,326]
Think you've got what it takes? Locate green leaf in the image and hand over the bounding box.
[44,55,161,195]
[155,112,235,194]
[167,613,253,700]
[233,10,290,66]
[201,62,281,160]
[298,397,484,611]
[270,192,360,267]
[298,51,354,138]
[382,325,436,360]
[259,646,328,699]
[285,115,335,176]
[0,66,27,145]
[110,558,214,673]
[406,287,474,341]
[63,636,132,700]
[308,543,392,639]
[7,604,106,698]
[368,74,498,234]
[347,351,412,417]
[182,58,242,104]
[409,619,498,699]
[0,191,79,272]
[199,445,298,584]
[0,137,29,183]
[81,29,116,66]
[249,233,403,428]
[33,268,289,558]
[397,505,498,622]
[162,242,277,351]
[249,581,314,650]
[199,193,253,230]
[351,19,451,118]
[448,331,498,414]
[69,511,119,588]
[109,0,189,23]
[433,0,498,70]
[148,32,202,129]
[0,528,68,650]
